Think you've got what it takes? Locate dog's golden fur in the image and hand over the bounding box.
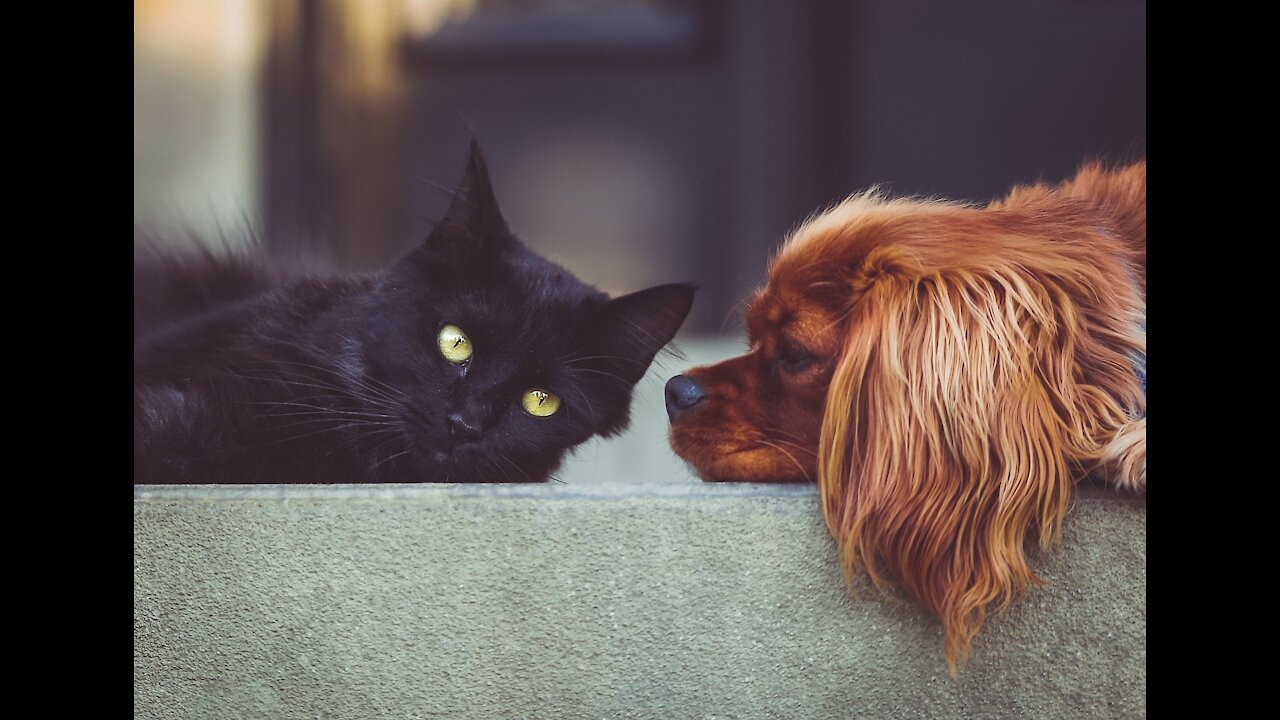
[669,161,1145,674]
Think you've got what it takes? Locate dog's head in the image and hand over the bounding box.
[667,162,1146,674]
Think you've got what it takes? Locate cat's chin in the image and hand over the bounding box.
[418,445,508,480]
[430,444,484,465]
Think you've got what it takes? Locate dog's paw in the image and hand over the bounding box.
[1101,418,1145,492]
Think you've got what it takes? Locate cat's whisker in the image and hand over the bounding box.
[561,354,647,367]
[618,318,664,350]
[217,371,352,395]
[568,367,631,384]
[262,395,398,413]
[495,454,538,484]
[239,356,399,399]
[241,400,396,419]
[372,447,413,471]
[567,384,597,425]
[258,411,395,422]
[244,399,393,413]
[657,342,690,364]
[270,418,399,434]
[220,371,401,412]
[245,355,409,404]
[265,409,397,422]
[280,419,402,436]
[248,424,375,448]
[363,433,410,472]
[485,457,515,484]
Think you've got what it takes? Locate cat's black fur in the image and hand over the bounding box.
[135,142,695,484]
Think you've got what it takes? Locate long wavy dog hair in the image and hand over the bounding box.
[815,161,1145,675]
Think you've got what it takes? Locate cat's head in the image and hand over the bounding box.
[346,140,694,482]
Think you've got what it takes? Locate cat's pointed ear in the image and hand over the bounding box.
[598,283,697,384]
[423,139,511,260]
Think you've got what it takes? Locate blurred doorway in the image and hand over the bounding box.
[138,0,1145,335]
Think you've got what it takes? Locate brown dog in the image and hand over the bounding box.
[666,161,1145,674]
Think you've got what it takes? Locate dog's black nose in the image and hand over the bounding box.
[665,375,706,422]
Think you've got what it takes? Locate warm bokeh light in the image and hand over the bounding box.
[134,0,266,247]
[134,0,1144,331]
[402,0,479,38]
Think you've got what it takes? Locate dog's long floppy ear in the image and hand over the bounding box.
[817,243,1143,676]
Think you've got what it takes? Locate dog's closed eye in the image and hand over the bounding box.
[778,338,816,373]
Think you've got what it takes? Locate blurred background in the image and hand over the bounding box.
[135,0,1145,483]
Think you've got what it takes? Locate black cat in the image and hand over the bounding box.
[134,141,695,484]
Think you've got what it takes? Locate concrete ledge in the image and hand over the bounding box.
[134,483,1146,719]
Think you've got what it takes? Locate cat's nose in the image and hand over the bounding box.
[446,411,483,444]
[665,375,706,423]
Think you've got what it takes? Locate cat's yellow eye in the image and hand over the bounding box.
[521,389,561,418]
[438,324,473,364]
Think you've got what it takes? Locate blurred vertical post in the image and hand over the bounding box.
[265,0,413,268]
[134,0,267,248]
